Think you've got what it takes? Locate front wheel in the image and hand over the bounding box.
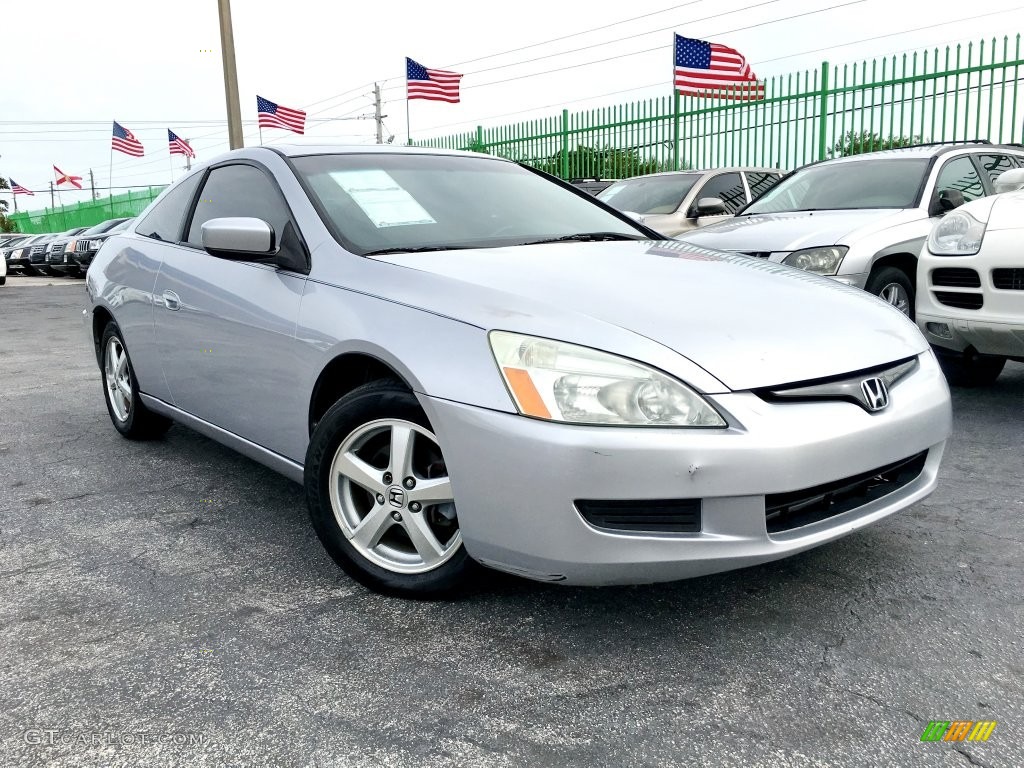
[865,266,915,319]
[936,350,1006,387]
[305,381,475,597]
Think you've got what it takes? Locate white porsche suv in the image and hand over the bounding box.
[680,142,1024,317]
[916,168,1024,385]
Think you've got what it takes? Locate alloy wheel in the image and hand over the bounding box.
[328,418,461,574]
[104,337,132,422]
[879,282,910,315]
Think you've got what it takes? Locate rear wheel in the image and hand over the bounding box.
[936,350,1006,387]
[865,266,914,318]
[100,322,172,439]
[305,381,474,597]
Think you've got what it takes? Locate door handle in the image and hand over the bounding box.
[162,290,181,311]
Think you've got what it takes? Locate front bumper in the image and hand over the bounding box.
[421,352,951,586]
[917,242,1024,358]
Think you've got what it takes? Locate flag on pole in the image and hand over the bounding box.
[112,121,145,156]
[406,58,463,103]
[168,129,196,158]
[10,179,34,196]
[54,166,83,189]
[673,34,765,101]
[257,95,306,134]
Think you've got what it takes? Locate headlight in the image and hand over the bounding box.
[783,246,848,275]
[88,239,101,251]
[489,331,726,427]
[928,211,986,255]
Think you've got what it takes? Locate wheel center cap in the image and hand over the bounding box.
[387,487,406,508]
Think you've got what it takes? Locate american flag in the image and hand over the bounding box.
[674,34,765,101]
[406,58,463,103]
[10,179,34,196]
[112,121,145,157]
[257,95,306,134]
[168,129,196,159]
[53,165,83,189]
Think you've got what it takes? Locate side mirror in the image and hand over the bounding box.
[694,197,727,216]
[202,217,275,256]
[994,167,1024,194]
[930,188,966,216]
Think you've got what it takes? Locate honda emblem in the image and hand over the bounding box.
[860,377,890,411]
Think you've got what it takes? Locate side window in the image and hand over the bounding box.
[135,172,204,242]
[978,154,1017,185]
[745,171,781,202]
[935,156,984,202]
[186,164,293,248]
[693,172,745,214]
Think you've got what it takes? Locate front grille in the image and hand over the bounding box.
[992,268,1024,290]
[75,240,90,253]
[934,291,983,310]
[765,451,928,534]
[576,498,701,533]
[50,242,67,256]
[30,245,47,256]
[739,251,771,259]
[932,267,980,287]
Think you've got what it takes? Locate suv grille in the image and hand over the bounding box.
[933,291,983,310]
[932,267,980,287]
[576,498,701,533]
[30,244,47,256]
[992,268,1024,290]
[766,452,928,534]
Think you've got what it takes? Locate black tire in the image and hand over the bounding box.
[305,380,476,598]
[0,276,5,286]
[935,350,1007,387]
[865,266,915,319]
[99,322,172,440]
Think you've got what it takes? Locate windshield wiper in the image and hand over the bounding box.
[362,245,477,256]
[519,232,647,246]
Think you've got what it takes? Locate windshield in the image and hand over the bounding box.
[292,153,646,255]
[597,174,701,215]
[79,218,128,237]
[742,158,930,214]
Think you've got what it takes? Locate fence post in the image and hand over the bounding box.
[560,109,569,179]
[476,125,484,153]
[818,60,830,160]
[672,90,681,171]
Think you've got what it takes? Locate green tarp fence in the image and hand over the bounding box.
[9,187,165,234]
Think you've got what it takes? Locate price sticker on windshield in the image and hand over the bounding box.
[329,170,436,228]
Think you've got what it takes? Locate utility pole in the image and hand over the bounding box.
[89,169,96,200]
[374,83,384,144]
[49,182,54,209]
[217,0,244,149]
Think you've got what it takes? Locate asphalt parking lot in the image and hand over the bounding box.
[1,283,1021,768]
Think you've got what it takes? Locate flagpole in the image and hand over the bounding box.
[169,152,175,184]
[406,98,411,146]
[108,146,114,216]
[259,125,263,146]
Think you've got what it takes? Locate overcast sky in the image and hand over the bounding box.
[3,0,1023,207]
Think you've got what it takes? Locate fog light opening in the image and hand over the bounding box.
[925,322,953,340]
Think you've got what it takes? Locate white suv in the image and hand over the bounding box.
[680,143,1024,317]
[916,169,1024,385]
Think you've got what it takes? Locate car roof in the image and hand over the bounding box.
[608,167,780,180]
[809,142,1024,167]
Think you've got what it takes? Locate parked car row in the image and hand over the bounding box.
[1,218,132,281]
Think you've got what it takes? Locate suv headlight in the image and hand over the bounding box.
[87,239,101,250]
[489,331,726,427]
[783,246,848,275]
[928,211,986,255]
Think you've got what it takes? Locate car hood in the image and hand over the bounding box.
[369,240,926,391]
[679,209,921,252]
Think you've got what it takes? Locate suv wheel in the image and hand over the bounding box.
[936,350,1006,387]
[865,266,914,318]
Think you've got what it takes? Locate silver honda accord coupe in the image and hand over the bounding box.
[84,146,952,596]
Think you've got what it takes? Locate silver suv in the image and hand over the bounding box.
[680,143,1024,316]
[596,167,782,237]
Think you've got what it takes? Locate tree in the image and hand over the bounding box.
[831,131,922,157]
[533,145,664,179]
[0,177,17,233]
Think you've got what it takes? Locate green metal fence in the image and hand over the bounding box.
[416,35,1024,178]
[9,187,165,234]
